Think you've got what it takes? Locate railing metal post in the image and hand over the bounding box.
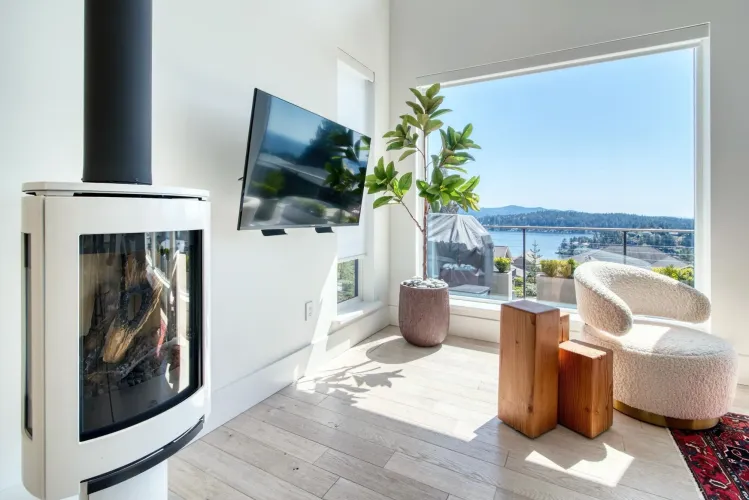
[522,228,526,298]
[623,231,628,263]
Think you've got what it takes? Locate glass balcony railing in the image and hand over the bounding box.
[427,224,695,309]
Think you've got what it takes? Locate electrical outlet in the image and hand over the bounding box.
[305,301,313,321]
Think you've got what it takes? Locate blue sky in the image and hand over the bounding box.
[428,48,695,218]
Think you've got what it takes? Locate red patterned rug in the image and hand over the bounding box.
[671,413,749,499]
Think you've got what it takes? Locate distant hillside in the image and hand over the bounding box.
[478,209,694,230]
[465,205,545,218]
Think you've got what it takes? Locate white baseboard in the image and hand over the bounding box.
[738,354,749,386]
[388,304,498,343]
[389,303,584,344]
[0,485,35,500]
[203,305,389,436]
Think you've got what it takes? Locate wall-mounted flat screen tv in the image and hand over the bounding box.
[237,89,371,231]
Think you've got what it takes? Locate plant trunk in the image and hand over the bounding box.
[422,203,428,279]
[421,139,429,280]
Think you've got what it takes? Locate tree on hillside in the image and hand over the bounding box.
[477,209,694,231]
[557,238,571,257]
[527,240,542,286]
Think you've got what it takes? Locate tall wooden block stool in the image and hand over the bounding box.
[558,340,613,438]
[499,301,559,438]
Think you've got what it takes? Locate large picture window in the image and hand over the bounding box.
[426,48,697,307]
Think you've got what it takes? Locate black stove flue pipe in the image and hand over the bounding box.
[83,0,152,185]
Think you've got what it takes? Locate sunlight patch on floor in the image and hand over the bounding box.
[524,444,634,487]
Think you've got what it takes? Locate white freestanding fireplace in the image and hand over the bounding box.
[21,183,211,499]
[20,1,211,498]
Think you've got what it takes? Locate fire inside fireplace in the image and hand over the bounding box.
[79,230,202,440]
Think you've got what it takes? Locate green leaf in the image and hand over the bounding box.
[457,176,479,193]
[455,181,470,194]
[425,83,440,99]
[440,191,451,205]
[416,179,429,192]
[426,96,444,115]
[386,161,396,179]
[431,167,443,185]
[367,184,387,194]
[405,101,424,115]
[426,185,441,195]
[386,141,404,151]
[409,87,429,110]
[443,174,463,186]
[425,120,443,135]
[365,174,378,183]
[462,123,473,139]
[454,152,476,161]
[430,155,440,168]
[399,172,413,191]
[448,126,458,145]
[399,149,417,161]
[442,165,468,173]
[373,195,393,208]
[374,158,385,178]
[430,108,452,119]
[443,155,467,165]
[467,142,482,149]
[415,113,430,128]
[383,130,398,138]
[399,115,418,130]
[439,129,448,149]
[430,201,441,213]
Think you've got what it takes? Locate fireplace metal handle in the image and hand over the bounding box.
[85,416,203,494]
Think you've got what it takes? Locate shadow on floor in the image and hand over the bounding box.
[366,337,442,364]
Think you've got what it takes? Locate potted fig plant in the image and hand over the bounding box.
[537,258,578,305]
[365,84,481,346]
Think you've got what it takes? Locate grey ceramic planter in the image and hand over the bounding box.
[490,271,512,300]
[537,275,577,305]
[398,284,450,347]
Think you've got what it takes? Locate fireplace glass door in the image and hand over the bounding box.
[79,231,202,441]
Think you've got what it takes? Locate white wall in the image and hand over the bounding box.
[389,0,749,372]
[0,0,389,492]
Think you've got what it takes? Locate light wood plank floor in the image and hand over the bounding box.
[170,326,749,500]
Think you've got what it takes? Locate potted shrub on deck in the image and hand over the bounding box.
[491,257,512,299]
[365,84,481,347]
[537,258,578,305]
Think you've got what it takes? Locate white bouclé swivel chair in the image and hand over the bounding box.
[574,262,738,429]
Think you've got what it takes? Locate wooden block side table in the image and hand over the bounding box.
[499,300,560,438]
[558,340,613,438]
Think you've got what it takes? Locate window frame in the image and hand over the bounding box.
[337,257,362,306]
[336,48,377,313]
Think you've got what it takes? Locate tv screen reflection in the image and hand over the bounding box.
[238,89,371,230]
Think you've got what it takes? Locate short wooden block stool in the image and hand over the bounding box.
[558,340,613,438]
[499,300,559,438]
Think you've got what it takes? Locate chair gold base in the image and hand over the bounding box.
[614,400,719,431]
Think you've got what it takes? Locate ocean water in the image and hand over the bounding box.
[489,229,591,259]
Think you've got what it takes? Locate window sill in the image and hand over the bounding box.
[449,297,583,331]
[331,300,384,333]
